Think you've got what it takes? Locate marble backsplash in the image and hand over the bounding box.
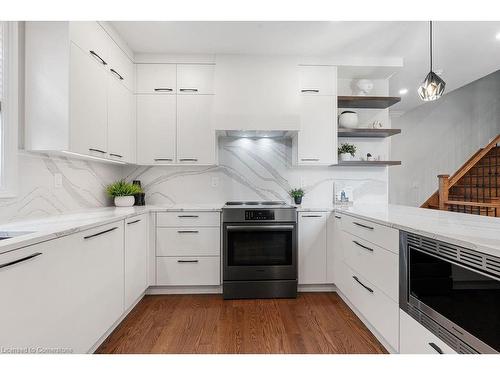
[0,138,388,223]
[123,137,388,208]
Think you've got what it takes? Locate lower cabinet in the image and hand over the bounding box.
[156,256,220,286]
[400,310,457,354]
[0,221,124,353]
[124,214,149,310]
[298,212,327,284]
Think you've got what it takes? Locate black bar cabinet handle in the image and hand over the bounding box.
[177,260,199,263]
[177,215,199,218]
[84,227,118,240]
[353,221,374,230]
[177,230,199,234]
[334,215,342,219]
[89,50,107,65]
[428,343,444,354]
[154,88,173,92]
[301,89,319,93]
[89,148,106,154]
[352,276,374,293]
[352,240,374,252]
[179,88,198,92]
[154,158,173,162]
[127,219,141,225]
[0,252,42,269]
[110,68,124,80]
[179,158,198,162]
[301,215,322,218]
[109,153,123,158]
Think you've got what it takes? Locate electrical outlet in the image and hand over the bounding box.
[54,173,63,188]
[211,176,219,188]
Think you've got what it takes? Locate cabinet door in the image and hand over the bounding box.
[177,64,215,94]
[107,40,134,92]
[70,43,108,157]
[108,76,135,163]
[298,212,327,284]
[137,95,176,165]
[69,22,109,66]
[136,64,176,94]
[298,65,336,95]
[124,215,148,310]
[297,95,337,165]
[177,95,216,165]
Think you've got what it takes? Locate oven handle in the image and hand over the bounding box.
[226,225,295,231]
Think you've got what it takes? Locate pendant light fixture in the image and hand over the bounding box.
[418,21,446,101]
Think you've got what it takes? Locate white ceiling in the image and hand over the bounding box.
[111,21,500,112]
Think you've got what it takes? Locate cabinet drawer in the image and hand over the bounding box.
[341,263,399,350]
[157,211,220,227]
[156,227,220,256]
[136,64,176,94]
[341,214,398,254]
[400,310,457,354]
[342,231,398,301]
[156,256,220,286]
[298,65,336,95]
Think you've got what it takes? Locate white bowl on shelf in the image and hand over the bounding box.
[338,111,358,129]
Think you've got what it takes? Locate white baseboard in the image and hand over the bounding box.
[298,284,337,292]
[147,285,223,295]
[336,289,398,354]
[89,291,146,353]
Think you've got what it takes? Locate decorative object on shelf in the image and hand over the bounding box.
[367,153,375,161]
[106,180,143,207]
[338,143,357,161]
[132,180,146,206]
[289,188,305,205]
[418,21,446,101]
[338,111,359,129]
[371,120,383,129]
[352,79,374,96]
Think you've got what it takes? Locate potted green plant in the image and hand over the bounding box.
[338,143,357,162]
[106,180,143,207]
[289,188,305,205]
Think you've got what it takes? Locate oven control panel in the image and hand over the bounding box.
[245,210,275,220]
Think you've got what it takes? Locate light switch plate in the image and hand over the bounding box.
[54,173,63,188]
[211,176,219,188]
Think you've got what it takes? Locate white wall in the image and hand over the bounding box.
[390,70,500,206]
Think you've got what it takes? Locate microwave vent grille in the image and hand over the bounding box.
[406,232,500,279]
[407,305,477,354]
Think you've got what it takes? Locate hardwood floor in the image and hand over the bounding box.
[96,292,387,354]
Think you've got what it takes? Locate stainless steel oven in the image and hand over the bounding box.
[222,202,297,299]
[400,231,500,354]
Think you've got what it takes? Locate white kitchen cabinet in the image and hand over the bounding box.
[298,212,327,284]
[327,212,342,284]
[0,221,124,353]
[157,211,220,227]
[136,95,177,165]
[108,75,136,163]
[298,65,336,95]
[177,64,215,94]
[177,95,217,165]
[400,310,457,354]
[295,95,337,165]
[156,256,220,286]
[124,214,148,310]
[25,21,136,163]
[136,64,177,94]
[156,227,220,257]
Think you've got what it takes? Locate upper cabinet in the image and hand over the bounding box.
[135,63,217,166]
[25,21,136,163]
[293,65,338,166]
[136,64,176,94]
[177,64,215,94]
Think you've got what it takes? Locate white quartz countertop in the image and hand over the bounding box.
[337,203,500,257]
[0,204,224,255]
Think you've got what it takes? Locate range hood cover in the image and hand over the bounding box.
[224,130,295,138]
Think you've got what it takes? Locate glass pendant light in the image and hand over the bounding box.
[418,21,446,101]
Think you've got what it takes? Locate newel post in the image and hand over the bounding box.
[438,174,450,210]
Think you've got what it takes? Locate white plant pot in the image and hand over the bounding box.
[340,153,353,162]
[338,111,359,129]
[114,196,135,207]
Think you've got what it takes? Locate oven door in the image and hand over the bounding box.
[223,223,297,281]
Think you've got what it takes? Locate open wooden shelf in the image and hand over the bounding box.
[338,128,401,138]
[332,160,401,167]
[338,96,401,109]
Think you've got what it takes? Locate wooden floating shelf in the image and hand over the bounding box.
[333,160,402,167]
[338,96,401,109]
[338,128,401,138]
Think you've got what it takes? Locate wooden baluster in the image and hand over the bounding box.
[438,174,450,211]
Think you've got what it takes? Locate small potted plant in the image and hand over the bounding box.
[289,188,305,205]
[106,180,143,207]
[338,143,357,162]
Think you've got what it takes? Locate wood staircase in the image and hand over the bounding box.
[421,134,500,217]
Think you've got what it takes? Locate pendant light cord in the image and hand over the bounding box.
[430,20,433,71]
